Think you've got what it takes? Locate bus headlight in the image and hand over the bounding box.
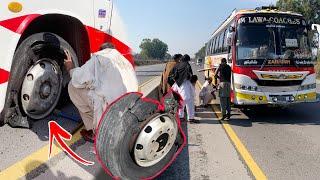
[289,96,295,102]
[299,83,316,91]
[272,97,278,102]
[235,83,260,92]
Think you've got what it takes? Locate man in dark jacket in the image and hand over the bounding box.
[215,58,232,120]
[170,54,193,87]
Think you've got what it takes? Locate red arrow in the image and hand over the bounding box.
[48,121,94,166]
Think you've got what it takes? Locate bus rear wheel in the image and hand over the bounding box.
[5,32,78,126]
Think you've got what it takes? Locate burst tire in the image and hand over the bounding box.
[95,92,184,180]
[4,32,78,126]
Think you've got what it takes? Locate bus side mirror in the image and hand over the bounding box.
[312,30,319,48]
[229,26,235,32]
[311,26,319,60]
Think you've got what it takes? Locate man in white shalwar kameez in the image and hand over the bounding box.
[170,54,198,123]
[64,47,138,142]
[171,80,194,121]
[199,77,215,106]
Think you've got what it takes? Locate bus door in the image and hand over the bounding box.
[226,24,236,101]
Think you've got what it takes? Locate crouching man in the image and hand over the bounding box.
[64,45,138,142]
[199,77,216,107]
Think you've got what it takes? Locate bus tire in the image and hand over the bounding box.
[96,93,182,180]
[5,32,78,125]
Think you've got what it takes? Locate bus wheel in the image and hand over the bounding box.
[96,93,183,179]
[6,32,78,123]
[20,59,62,119]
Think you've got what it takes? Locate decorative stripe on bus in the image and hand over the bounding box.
[0,68,10,84]
[233,66,315,79]
[0,14,40,34]
[85,26,134,66]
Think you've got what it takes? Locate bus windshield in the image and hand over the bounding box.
[279,25,311,59]
[236,15,312,66]
[237,24,276,60]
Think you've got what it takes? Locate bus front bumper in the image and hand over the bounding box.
[234,90,319,106]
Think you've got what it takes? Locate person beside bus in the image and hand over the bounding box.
[199,77,216,107]
[215,58,232,120]
[171,54,197,123]
[160,54,182,95]
[64,44,138,142]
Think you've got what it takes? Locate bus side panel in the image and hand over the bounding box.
[0,0,95,117]
[0,27,21,113]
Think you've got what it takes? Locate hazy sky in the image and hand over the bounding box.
[116,0,276,56]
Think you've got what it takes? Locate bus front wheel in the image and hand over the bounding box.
[4,32,78,127]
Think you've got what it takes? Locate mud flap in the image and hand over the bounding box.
[95,92,185,180]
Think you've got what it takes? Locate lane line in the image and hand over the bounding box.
[138,76,160,92]
[196,81,267,180]
[0,77,160,180]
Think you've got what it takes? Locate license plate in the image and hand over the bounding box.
[277,96,289,102]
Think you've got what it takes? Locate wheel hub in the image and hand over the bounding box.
[40,82,51,98]
[20,59,62,119]
[134,114,178,167]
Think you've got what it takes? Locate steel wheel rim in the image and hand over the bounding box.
[134,114,178,167]
[20,59,62,119]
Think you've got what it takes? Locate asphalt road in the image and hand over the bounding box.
[30,62,250,180]
[136,64,165,84]
[227,93,320,179]
[2,62,320,180]
[0,63,165,173]
[192,62,320,180]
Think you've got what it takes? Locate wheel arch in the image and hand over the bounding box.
[17,14,91,65]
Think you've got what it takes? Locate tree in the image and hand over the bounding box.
[139,38,168,60]
[276,0,320,24]
[195,43,207,60]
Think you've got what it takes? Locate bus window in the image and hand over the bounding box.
[211,38,216,54]
[214,35,219,53]
[218,32,224,53]
[208,39,213,55]
[214,37,218,53]
[206,42,210,56]
[223,28,229,52]
[280,26,312,59]
[237,24,276,60]
[209,39,212,55]
[207,39,211,55]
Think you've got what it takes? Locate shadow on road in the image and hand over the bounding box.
[239,102,320,126]
[28,102,81,141]
[26,160,82,180]
[158,120,191,180]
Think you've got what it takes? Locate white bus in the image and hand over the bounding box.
[0,0,133,127]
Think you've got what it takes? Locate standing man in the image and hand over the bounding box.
[171,54,197,123]
[64,46,138,142]
[215,58,232,120]
[160,54,182,95]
